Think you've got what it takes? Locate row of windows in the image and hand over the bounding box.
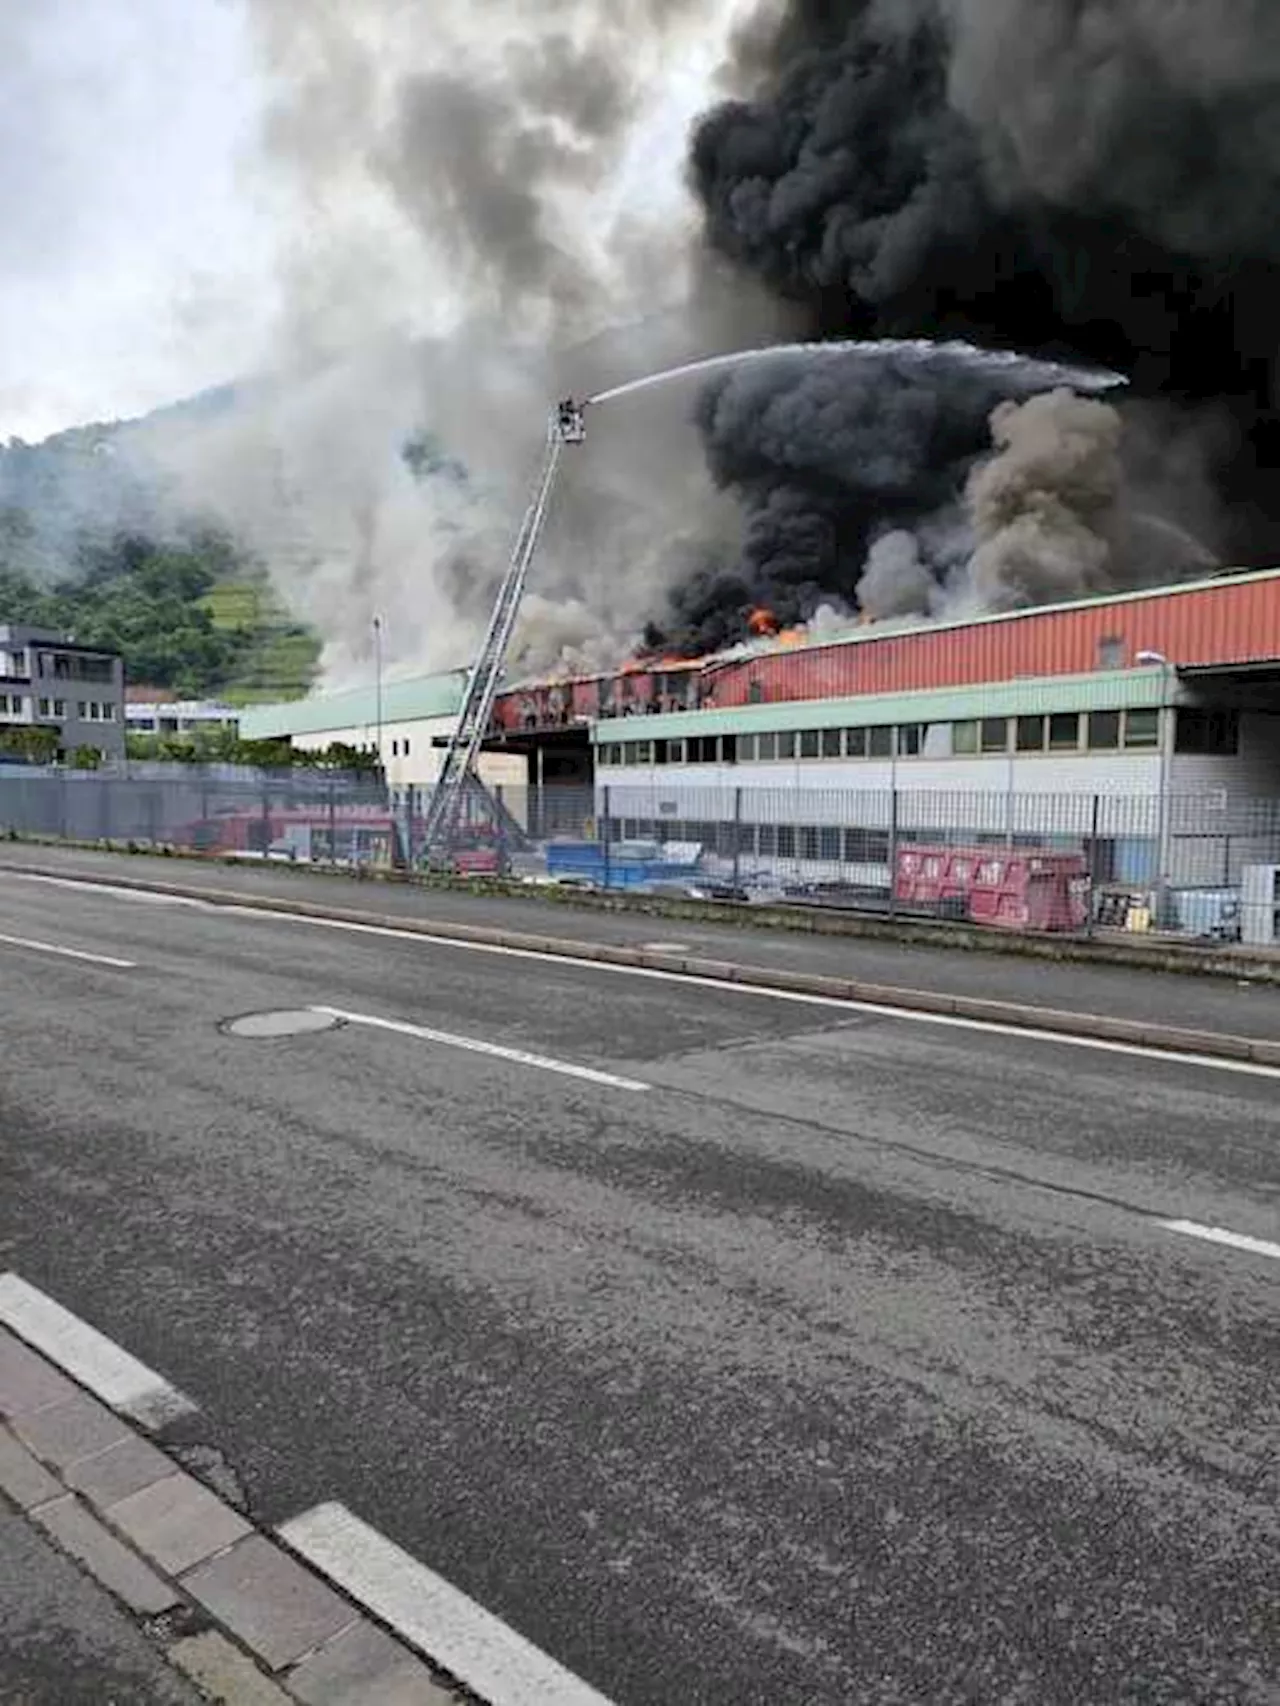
[390,737,412,758]
[598,709,1165,767]
[1,695,117,722]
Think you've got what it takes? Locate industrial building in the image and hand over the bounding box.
[239,670,525,792]
[124,690,243,741]
[241,570,1280,934]
[0,623,125,761]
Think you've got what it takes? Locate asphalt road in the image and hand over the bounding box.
[3,840,1278,1041]
[0,869,1276,1704]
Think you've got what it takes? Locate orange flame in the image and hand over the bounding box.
[747,606,779,638]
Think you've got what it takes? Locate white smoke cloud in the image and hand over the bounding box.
[132,0,766,684]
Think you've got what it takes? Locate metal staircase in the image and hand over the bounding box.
[421,401,585,862]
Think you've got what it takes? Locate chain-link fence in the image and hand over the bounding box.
[2,765,1278,945]
[0,763,390,864]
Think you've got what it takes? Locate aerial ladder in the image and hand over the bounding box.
[420,400,586,864]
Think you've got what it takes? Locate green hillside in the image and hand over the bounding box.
[0,532,319,702]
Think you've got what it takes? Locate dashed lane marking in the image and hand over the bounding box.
[0,930,136,968]
[250,910,1280,1083]
[280,1501,618,1706]
[1160,1220,1280,1262]
[313,1005,650,1092]
[0,1274,195,1429]
[5,873,1276,1080]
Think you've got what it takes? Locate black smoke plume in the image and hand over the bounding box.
[654,0,1280,650]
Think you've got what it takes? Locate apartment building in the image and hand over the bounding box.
[0,624,125,760]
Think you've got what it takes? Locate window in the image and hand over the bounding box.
[845,727,868,758]
[0,693,24,716]
[799,826,820,860]
[799,729,820,759]
[952,720,978,755]
[1123,708,1160,749]
[868,725,894,758]
[757,732,777,761]
[402,738,410,756]
[634,740,653,765]
[622,742,638,764]
[898,724,926,757]
[818,826,841,860]
[776,825,796,859]
[688,737,715,763]
[1048,713,1080,752]
[1175,708,1239,756]
[747,680,764,705]
[737,735,756,762]
[1097,635,1125,670]
[821,728,842,758]
[980,718,1009,754]
[776,731,798,760]
[1087,710,1121,750]
[844,827,891,863]
[1015,716,1045,753]
[654,739,671,766]
[722,735,738,765]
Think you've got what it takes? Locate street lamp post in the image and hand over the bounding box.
[373,614,384,781]
[1136,650,1173,925]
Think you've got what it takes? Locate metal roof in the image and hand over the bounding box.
[240,671,465,740]
[721,566,1280,667]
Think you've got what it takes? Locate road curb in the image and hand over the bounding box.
[11,859,1279,1068]
[5,832,1280,984]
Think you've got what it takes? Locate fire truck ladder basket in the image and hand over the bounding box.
[421,403,583,860]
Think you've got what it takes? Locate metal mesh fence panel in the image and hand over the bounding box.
[2,766,1277,942]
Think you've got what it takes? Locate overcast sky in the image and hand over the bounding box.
[0,0,734,445]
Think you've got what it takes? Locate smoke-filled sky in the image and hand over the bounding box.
[5,0,1280,677]
[0,0,731,441]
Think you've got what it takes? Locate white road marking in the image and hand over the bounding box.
[1,872,208,908]
[4,873,1273,1079]
[280,1502,618,1706]
[0,930,136,969]
[226,908,1280,1082]
[313,1005,650,1092]
[0,1274,195,1428]
[1160,1220,1280,1262]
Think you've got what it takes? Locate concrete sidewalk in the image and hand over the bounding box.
[1,842,1277,1053]
[0,1326,459,1706]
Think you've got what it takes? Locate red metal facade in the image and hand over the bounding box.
[492,573,1280,730]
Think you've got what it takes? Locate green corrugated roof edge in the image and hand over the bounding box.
[590,667,1176,744]
[240,670,466,740]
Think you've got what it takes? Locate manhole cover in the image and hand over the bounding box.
[222,1010,343,1039]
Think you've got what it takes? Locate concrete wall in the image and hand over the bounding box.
[290,713,525,791]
